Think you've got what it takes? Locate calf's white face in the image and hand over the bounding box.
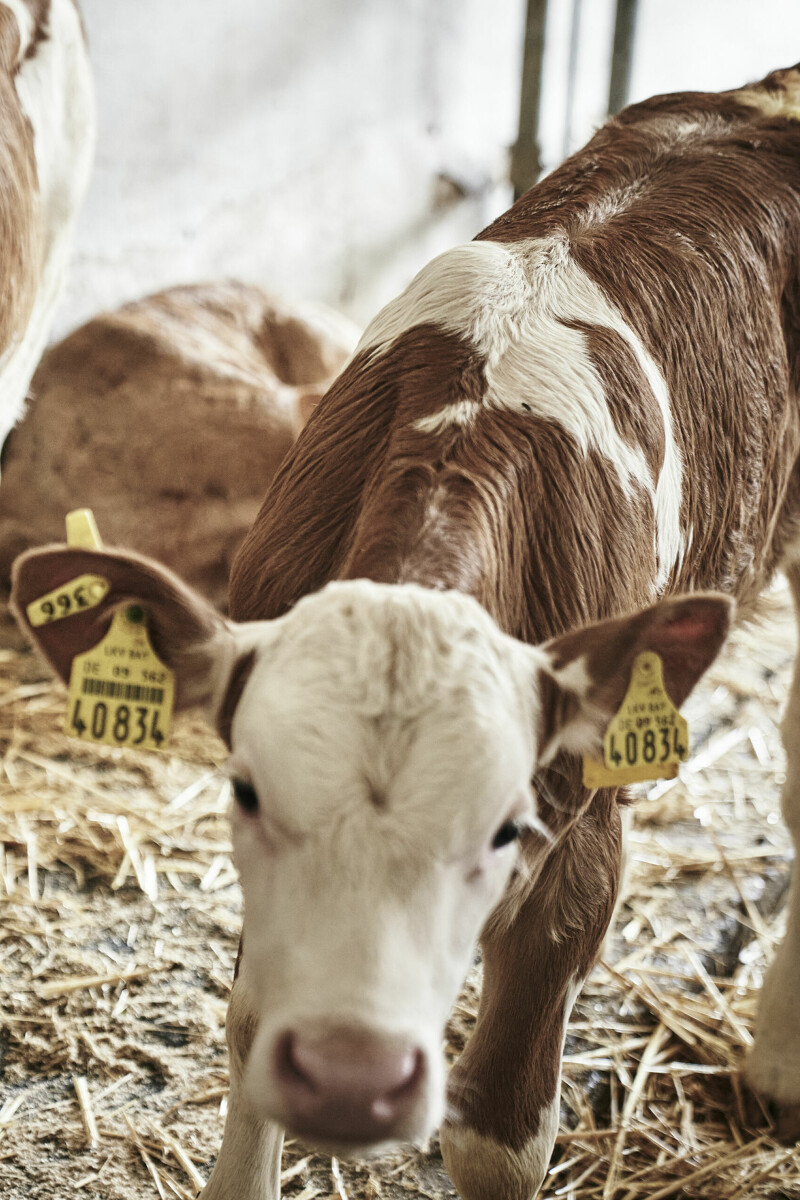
[10,547,731,1154]
[227,582,546,1148]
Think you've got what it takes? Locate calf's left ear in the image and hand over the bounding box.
[536,593,733,763]
[10,545,256,728]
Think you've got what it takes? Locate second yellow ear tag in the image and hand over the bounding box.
[66,605,174,752]
[26,574,110,627]
[582,651,689,788]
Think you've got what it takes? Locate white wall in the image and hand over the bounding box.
[55,0,525,337]
[537,0,800,169]
[55,0,800,343]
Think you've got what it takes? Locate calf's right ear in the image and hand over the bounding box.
[10,545,258,734]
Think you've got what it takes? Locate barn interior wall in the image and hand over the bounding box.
[56,0,526,337]
[54,0,800,341]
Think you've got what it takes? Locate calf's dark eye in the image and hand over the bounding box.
[233,778,259,814]
[492,819,521,850]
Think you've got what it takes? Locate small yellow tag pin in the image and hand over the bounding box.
[66,508,103,550]
[582,651,689,788]
[26,509,108,626]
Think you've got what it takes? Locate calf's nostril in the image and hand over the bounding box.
[385,1047,423,1097]
[275,1031,318,1093]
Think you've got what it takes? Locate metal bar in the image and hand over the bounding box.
[562,0,584,161]
[607,0,640,116]
[510,0,549,200]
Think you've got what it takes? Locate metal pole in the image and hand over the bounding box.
[607,0,640,116]
[510,0,549,200]
[562,0,584,162]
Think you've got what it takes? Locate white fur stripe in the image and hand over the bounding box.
[359,237,683,591]
[413,399,480,434]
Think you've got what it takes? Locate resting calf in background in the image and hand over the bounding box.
[0,282,357,609]
[0,0,94,459]
[12,65,800,1200]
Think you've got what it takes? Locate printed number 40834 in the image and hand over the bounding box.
[608,726,686,768]
[70,698,166,747]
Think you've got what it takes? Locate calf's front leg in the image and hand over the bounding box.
[440,786,623,1200]
[744,564,800,1141]
[201,958,284,1200]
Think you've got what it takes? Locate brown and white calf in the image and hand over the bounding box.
[12,65,800,1200]
[0,0,94,458]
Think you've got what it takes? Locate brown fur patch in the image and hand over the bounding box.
[217,650,256,748]
[544,593,731,707]
[448,781,623,1149]
[535,665,580,768]
[538,593,731,767]
[230,344,398,621]
[22,1,51,60]
[481,76,800,614]
[231,326,656,641]
[0,8,41,362]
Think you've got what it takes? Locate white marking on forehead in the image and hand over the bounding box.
[359,237,682,591]
[240,578,530,724]
[231,580,541,830]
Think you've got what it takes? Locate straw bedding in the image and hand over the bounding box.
[1,587,798,1199]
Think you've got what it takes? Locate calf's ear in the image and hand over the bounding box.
[536,593,733,763]
[10,545,251,724]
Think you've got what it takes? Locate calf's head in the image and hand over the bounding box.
[12,546,730,1152]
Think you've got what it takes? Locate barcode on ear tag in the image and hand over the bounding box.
[582,651,689,788]
[66,606,174,752]
[27,574,110,627]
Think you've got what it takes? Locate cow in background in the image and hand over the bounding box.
[0,282,358,611]
[0,0,94,462]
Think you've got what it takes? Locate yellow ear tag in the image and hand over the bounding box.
[66,604,174,751]
[57,508,174,752]
[582,651,689,788]
[27,574,110,626]
[65,508,103,549]
[26,508,110,625]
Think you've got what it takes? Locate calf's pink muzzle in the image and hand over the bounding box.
[272,1024,426,1144]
